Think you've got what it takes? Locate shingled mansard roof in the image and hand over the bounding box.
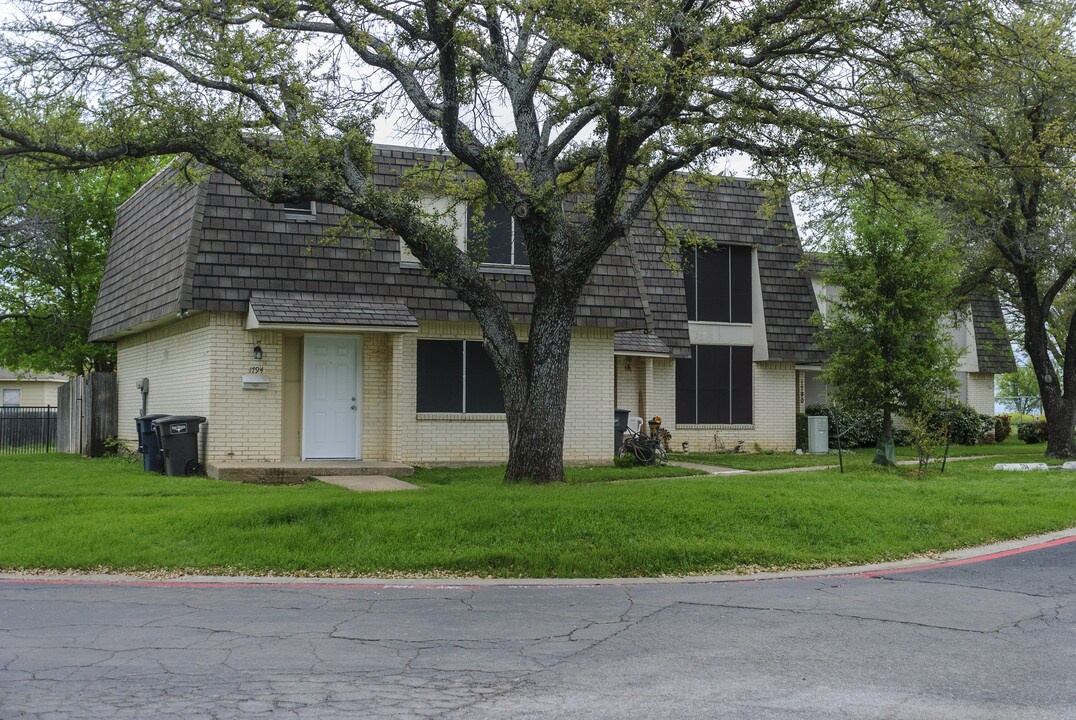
[91,147,821,364]
[969,291,1017,374]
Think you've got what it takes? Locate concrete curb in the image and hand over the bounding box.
[2,527,1074,590]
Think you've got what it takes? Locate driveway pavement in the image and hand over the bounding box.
[1,536,1074,719]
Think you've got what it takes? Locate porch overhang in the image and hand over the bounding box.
[245,291,419,333]
[613,330,673,358]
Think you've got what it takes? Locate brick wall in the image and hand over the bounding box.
[116,312,283,461]
[390,321,615,464]
[116,313,214,450]
[670,360,798,452]
[966,372,997,416]
[119,313,617,465]
[209,313,283,461]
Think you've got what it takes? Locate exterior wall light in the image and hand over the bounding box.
[253,344,263,360]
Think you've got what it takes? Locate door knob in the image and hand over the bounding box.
[351,405,357,410]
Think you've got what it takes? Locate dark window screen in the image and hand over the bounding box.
[512,218,529,266]
[675,346,698,424]
[465,342,506,413]
[682,250,698,321]
[695,247,730,322]
[676,344,753,425]
[684,245,752,323]
[283,201,314,215]
[730,346,753,424]
[417,340,464,412]
[468,204,520,265]
[730,245,752,323]
[697,345,730,424]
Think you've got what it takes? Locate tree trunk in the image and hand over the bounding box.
[1018,271,1076,458]
[1042,395,1076,458]
[873,409,896,467]
[501,287,579,484]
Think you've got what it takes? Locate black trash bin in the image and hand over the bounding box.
[614,408,630,456]
[152,416,207,476]
[134,414,169,473]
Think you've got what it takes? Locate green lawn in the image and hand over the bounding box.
[679,437,1049,471]
[1,452,1074,578]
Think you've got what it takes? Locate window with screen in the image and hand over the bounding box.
[283,200,316,218]
[2,389,21,407]
[675,345,752,424]
[682,245,752,322]
[467,203,529,266]
[416,339,506,413]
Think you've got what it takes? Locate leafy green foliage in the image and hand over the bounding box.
[1018,420,1049,445]
[926,403,986,446]
[815,190,962,455]
[795,413,808,451]
[0,158,162,374]
[995,415,1013,443]
[805,403,883,449]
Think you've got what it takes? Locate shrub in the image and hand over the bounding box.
[795,413,808,451]
[905,409,949,477]
[926,402,982,446]
[979,414,996,444]
[805,404,883,449]
[1017,419,1048,444]
[994,414,1012,443]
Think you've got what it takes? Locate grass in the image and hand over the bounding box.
[679,437,1049,471]
[418,463,706,485]
[1,451,1075,578]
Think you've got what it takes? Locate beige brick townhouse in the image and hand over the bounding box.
[90,145,1014,473]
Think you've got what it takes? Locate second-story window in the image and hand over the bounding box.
[683,245,752,323]
[283,200,316,219]
[467,203,529,266]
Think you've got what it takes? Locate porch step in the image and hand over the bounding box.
[312,475,420,493]
[206,460,414,485]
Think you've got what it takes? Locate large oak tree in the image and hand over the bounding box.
[1,0,931,481]
[864,2,1076,457]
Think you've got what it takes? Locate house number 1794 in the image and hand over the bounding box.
[249,366,264,374]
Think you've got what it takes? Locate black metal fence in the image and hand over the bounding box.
[0,406,57,454]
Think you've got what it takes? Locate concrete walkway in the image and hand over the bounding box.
[671,453,994,476]
[312,476,421,493]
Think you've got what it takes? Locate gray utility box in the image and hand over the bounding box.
[152,415,207,476]
[807,415,829,454]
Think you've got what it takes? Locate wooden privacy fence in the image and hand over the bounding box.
[57,372,117,457]
[0,406,57,454]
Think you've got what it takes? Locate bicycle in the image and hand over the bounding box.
[617,425,668,465]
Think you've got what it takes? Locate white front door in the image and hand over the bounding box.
[302,335,362,459]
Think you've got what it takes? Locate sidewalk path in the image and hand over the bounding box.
[671,454,994,476]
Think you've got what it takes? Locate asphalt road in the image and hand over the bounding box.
[1,539,1074,719]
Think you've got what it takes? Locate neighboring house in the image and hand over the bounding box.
[804,259,1016,416]
[0,368,68,408]
[90,145,1012,473]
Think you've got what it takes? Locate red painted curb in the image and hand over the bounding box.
[0,577,488,591]
[855,535,1076,578]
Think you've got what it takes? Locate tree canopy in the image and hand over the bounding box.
[0,158,161,375]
